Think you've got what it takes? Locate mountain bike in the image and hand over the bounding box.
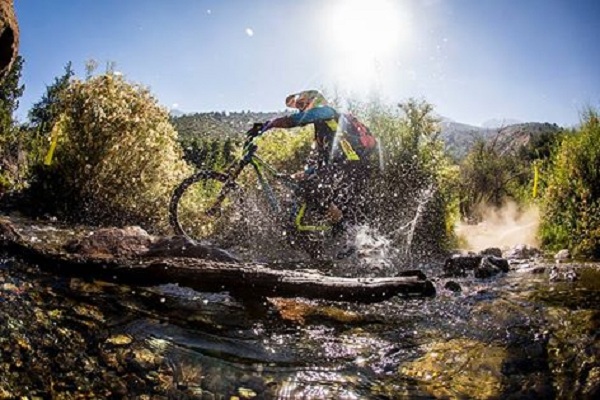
[168,123,338,258]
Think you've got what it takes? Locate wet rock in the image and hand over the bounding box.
[444,254,508,279]
[549,265,579,282]
[514,264,547,274]
[504,244,541,260]
[64,226,154,258]
[0,217,21,242]
[443,254,482,277]
[554,249,571,262]
[0,0,19,80]
[475,256,509,279]
[143,235,239,262]
[444,281,461,292]
[480,247,502,258]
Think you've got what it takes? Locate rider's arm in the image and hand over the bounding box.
[290,106,337,126]
[261,106,338,132]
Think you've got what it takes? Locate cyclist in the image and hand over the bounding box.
[259,90,375,226]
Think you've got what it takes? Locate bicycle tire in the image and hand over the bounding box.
[169,170,243,242]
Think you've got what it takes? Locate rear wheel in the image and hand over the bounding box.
[169,170,243,242]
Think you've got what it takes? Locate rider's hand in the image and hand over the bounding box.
[247,122,264,137]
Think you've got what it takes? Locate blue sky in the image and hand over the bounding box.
[14,0,600,127]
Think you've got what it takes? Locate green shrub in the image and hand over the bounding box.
[30,73,191,232]
[349,98,459,258]
[540,110,600,258]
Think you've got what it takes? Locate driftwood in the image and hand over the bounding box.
[0,218,435,302]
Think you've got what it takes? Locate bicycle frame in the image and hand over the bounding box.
[209,132,331,232]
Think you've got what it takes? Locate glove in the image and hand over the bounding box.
[246,122,264,137]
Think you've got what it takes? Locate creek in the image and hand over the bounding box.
[1,247,598,398]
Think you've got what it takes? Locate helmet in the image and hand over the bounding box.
[285,90,328,111]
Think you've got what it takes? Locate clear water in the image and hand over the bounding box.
[2,254,598,399]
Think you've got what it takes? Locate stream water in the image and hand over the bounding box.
[1,251,598,399]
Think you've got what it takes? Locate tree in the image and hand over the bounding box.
[540,110,600,258]
[29,72,191,231]
[0,54,23,137]
[28,61,74,134]
[0,54,24,192]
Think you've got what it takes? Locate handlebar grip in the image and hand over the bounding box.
[246,122,264,137]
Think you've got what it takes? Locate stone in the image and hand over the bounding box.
[503,244,541,260]
[475,256,509,279]
[63,226,155,258]
[480,247,502,258]
[0,0,19,80]
[443,254,482,277]
[444,281,462,292]
[554,249,570,261]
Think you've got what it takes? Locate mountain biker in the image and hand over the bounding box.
[258,89,375,226]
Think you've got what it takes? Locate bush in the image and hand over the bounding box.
[350,98,459,259]
[29,73,191,232]
[540,110,600,258]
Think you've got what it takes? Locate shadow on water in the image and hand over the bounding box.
[1,252,600,398]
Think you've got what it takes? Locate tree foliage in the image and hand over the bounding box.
[458,125,563,221]
[0,55,24,193]
[29,72,191,231]
[28,62,74,133]
[353,98,459,259]
[540,110,600,258]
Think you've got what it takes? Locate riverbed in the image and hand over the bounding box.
[1,248,598,398]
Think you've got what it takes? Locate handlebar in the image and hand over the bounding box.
[246,122,264,138]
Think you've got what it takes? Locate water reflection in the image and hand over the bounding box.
[2,257,599,398]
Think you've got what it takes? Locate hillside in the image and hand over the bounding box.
[439,119,562,159]
[170,111,563,160]
[171,110,287,141]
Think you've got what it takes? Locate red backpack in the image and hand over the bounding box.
[341,113,377,155]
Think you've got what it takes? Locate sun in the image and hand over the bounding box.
[323,0,410,90]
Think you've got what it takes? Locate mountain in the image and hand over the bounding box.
[481,118,523,129]
[170,111,563,160]
[439,118,562,159]
[438,120,495,159]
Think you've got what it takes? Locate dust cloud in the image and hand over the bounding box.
[455,201,540,251]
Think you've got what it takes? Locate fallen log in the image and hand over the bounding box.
[0,217,435,302]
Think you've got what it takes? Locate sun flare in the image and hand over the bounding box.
[323,0,410,91]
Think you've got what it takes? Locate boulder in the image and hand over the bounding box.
[444,254,509,279]
[504,244,541,260]
[0,0,19,80]
[443,254,482,277]
[64,226,155,258]
[480,247,502,258]
[475,256,510,279]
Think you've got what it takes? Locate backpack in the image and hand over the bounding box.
[340,113,377,157]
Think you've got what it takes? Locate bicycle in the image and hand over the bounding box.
[169,123,339,258]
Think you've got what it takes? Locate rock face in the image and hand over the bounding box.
[0,0,19,80]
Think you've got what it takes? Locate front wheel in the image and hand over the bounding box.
[169,170,243,242]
